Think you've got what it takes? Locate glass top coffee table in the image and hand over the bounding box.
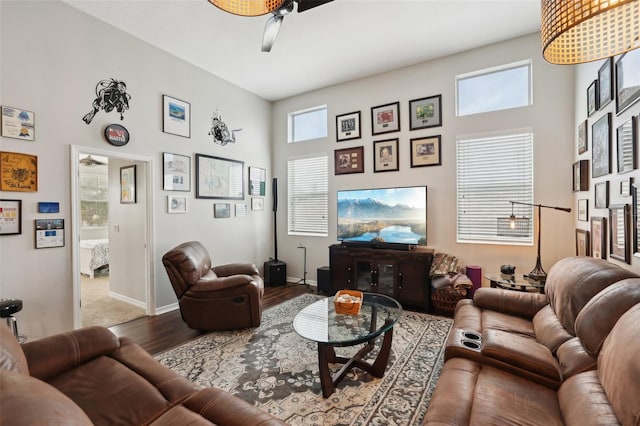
[485,273,546,294]
[293,293,402,397]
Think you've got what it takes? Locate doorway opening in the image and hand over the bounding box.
[71,146,155,329]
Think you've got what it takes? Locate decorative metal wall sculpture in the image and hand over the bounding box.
[83,79,132,124]
[209,110,241,146]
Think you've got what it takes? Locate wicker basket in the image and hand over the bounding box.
[431,286,465,317]
[334,290,363,315]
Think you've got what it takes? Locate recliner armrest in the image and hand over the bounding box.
[473,288,548,319]
[193,274,259,293]
[22,326,120,381]
[212,263,260,278]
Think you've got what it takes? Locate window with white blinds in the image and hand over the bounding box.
[456,131,534,245]
[287,155,328,236]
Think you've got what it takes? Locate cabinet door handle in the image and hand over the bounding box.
[398,272,403,290]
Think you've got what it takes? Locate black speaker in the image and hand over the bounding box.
[317,266,330,295]
[272,178,278,212]
[264,260,286,287]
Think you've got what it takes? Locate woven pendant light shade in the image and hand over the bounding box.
[208,0,286,16]
[542,0,640,64]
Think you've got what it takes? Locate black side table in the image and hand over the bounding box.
[484,273,545,294]
[0,299,25,342]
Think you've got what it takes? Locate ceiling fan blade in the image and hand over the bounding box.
[262,14,284,52]
[296,0,333,13]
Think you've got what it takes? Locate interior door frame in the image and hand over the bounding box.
[70,145,156,328]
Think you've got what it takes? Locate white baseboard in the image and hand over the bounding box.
[155,302,179,315]
[108,291,146,310]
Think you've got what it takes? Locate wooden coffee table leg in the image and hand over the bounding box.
[370,327,393,377]
[318,342,336,397]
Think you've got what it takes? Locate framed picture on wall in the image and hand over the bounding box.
[162,95,191,138]
[572,160,589,192]
[592,113,611,178]
[167,195,187,214]
[409,95,442,130]
[0,151,37,192]
[195,154,244,199]
[633,184,639,258]
[575,229,590,256]
[214,203,231,218]
[595,181,609,209]
[609,204,631,264]
[163,152,191,191]
[616,116,637,174]
[1,106,35,141]
[598,57,614,110]
[578,119,588,155]
[373,138,399,173]
[0,199,22,235]
[587,80,598,116]
[371,102,400,135]
[578,199,588,221]
[410,135,441,167]
[615,49,640,115]
[591,216,607,259]
[335,111,361,141]
[120,165,136,204]
[334,146,364,175]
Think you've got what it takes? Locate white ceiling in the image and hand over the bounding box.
[63,0,542,101]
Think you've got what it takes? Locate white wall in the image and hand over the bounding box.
[272,33,577,283]
[0,0,273,338]
[573,57,640,274]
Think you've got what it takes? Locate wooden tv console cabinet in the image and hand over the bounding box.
[329,244,435,312]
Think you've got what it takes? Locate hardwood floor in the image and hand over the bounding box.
[108,283,314,355]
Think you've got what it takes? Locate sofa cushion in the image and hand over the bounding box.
[0,370,93,426]
[532,305,574,353]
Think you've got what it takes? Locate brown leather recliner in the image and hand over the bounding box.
[162,241,264,331]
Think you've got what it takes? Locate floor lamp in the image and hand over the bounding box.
[509,201,571,281]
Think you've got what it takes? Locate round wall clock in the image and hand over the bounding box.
[104,124,130,146]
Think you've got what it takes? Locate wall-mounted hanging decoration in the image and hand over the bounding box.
[615,49,640,115]
[0,199,22,235]
[409,94,442,130]
[38,202,59,213]
[120,165,136,204]
[591,216,607,259]
[34,218,64,249]
[214,203,231,218]
[373,138,399,173]
[251,197,264,211]
[82,79,132,124]
[336,111,361,141]
[334,146,364,175]
[163,152,191,191]
[1,106,35,141]
[410,135,442,168]
[209,110,241,146]
[167,195,187,214]
[235,204,248,217]
[163,95,190,138]
[104,124,130,146]
[249,167,266,196]
[371,102,400,135]
[0,151,37,192]
[592,113,611,178]
[196,154,244,199]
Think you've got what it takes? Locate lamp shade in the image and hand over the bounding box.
[208,0,286,16]
[542,0,640,64]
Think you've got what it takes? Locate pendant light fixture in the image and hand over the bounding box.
[207,0,286,16]
[541,0,640,64]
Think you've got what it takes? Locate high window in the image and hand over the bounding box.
[456,60,532,116]
[287,155,328,236]
[456,131,534,244]
[288,105,328,143]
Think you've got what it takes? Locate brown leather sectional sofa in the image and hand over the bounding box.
[0,324,286,425]
[424,256,640,425]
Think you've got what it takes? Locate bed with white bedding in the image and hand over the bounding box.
[80,239,109,279]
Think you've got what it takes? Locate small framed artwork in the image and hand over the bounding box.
[34,219,64,249]
[163,152,190,191]
[373,138,399,173]
[38,202,59,213]
[587,79,598,116]
[251,197,264,211]
[336,111,361,141]
[120,165,136,204]
[195,154,244,199]
[632,184,639,257]
[235,203,248,217]
[615,49,640,115]
[0,199,22,235]
[214,203,231,218]
[249,167,266,196]
[162,95,191,138]
[576,229,590,256]
[578,120,588,155]
[167,195,187,214]
[591,216,607,259]
[0,151,37,192]
[616,116,637,174]
[410,135,441,168]
[572,160,589,192]
[371,102,400,135]
[620,177,634,197]
[594,181,609,209]
[578,199,589,221]
[598,57,614,110]
[609,204,631,264]
[409,95,442,130]
[591,113,611,178]
[1,106,35,141]
[334,146,365,175]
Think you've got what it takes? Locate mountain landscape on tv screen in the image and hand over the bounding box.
[338,198,426,244]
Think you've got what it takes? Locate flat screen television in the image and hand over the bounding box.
[337,186,427,248]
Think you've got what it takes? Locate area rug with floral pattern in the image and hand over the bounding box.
[155,293,452,425]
